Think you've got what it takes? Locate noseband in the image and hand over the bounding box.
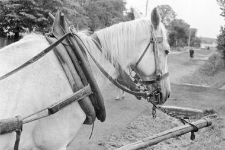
[132,34,169,102]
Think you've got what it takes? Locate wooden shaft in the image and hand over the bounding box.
[157,105,204,117]
[23,85,92,124]
[116,118,212,150]
[48,84,92,114]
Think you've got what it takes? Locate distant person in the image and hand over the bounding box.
[189,49,194,60]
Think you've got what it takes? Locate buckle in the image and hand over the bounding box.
[156,74,161,81]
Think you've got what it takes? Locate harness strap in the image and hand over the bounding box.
[0,33,71,81]
[140,72,169,85]
[14,130,21,150]
[13,116,23,150]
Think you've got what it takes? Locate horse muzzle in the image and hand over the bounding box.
[146,87,169,105]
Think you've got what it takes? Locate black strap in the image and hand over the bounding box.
[14,130,22,150]
[135,42,151,67]
[0,33,71,81]
[176,117,199,140]
[140,72,169,85]
[189,122,199,140]
[14,116,23,150]
[135,36,163,68]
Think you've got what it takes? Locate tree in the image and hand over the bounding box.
[216,0,225,59]
[168,19,190,47]
[0,0,128,38]
[157,5,201,48]
[59,0,88,30]
[83,0,127,32]
[157,5,176,28]
[189,28,201,47]
[126,7,135,20]
[0,0,63,39]
[217,26,225,58]
[217,0,225,17]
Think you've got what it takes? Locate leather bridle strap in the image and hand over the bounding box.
[0,33,71,81]
[140,72,169,85]
[133,35,168,86]
[152,35,161,78]
[135,42,151,67]
[135,37,162,68]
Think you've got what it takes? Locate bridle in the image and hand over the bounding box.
[131,32,169,103]
[89,29,170,103]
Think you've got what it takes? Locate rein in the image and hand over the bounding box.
[0,33,71,81]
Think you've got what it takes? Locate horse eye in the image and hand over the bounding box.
[165,50,170,55]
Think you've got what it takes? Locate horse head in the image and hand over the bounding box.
[129,7,171,104]
[91,7,171,104]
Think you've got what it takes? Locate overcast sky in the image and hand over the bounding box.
[126,0,224,38]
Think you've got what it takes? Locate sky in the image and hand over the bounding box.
[126,0,225,38]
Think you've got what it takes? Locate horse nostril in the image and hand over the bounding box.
[167,93,170,98]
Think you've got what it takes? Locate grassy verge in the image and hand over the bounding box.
[182,52,225,88]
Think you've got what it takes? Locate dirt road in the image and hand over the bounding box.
[68,48,225,150]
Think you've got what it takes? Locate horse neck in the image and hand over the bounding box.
[79,35,119,90]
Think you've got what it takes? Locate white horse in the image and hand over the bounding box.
[0,8,170,150]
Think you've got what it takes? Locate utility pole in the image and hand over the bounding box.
[145,0,149,16]
[188,28,192,48]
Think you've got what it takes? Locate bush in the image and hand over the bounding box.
[199,52,225,76]
[217,26,225,60]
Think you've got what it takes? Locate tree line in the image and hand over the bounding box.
[0,0,201,48]
[217,0,225,58]
[0,0,128,40]
[158,5,201,48]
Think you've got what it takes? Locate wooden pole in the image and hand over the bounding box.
[157,105,204,117]
[188,28,191,48]
[116,118,212,150]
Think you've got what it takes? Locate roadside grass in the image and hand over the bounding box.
[182,52,225,88]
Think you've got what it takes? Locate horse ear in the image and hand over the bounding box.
[151,7,161,30]
[133,8,143,19]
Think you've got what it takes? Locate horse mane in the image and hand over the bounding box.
[94,18,151,69]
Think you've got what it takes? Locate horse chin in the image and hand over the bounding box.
[157,80,171,105]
